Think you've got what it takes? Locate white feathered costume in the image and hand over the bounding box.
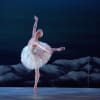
[21,41,52,70]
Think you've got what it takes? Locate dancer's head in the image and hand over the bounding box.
[33,29,43,41]
[36,29,43,39]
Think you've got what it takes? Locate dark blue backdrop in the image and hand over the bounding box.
[0,0,98,64]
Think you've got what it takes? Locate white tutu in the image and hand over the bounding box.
[21,41,52,70]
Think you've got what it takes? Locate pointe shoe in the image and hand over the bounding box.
[34,85,37,91]
[60,47,66,51]
[57,47,66,51]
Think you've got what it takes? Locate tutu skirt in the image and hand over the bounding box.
[21,41,52,70]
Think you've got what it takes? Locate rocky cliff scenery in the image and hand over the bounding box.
[0,56,100,87]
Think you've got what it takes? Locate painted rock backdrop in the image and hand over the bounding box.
[0,56,100,87]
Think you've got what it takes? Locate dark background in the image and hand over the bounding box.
[0,0,98,64]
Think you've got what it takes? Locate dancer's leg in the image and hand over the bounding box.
[52,47,66,52]
[37,68,40,82]
[34,67,40,90]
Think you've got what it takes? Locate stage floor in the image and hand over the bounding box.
[0,87,100,100]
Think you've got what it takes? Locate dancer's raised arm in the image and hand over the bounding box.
[32,16,38,37]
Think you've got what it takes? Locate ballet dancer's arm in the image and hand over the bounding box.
[32,16,38,37]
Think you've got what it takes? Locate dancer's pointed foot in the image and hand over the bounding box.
[34,87,38,95]
[34,84,37,91]
[57,47,66,51]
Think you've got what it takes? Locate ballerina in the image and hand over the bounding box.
[21,16,66,91]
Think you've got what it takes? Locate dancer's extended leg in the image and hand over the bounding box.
[52,47,65,52]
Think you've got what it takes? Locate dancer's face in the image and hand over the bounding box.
[36,29,43,39]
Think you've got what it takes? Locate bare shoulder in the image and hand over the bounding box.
[28,38,35,45]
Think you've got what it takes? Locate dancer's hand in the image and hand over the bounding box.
[34,16,38,21]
